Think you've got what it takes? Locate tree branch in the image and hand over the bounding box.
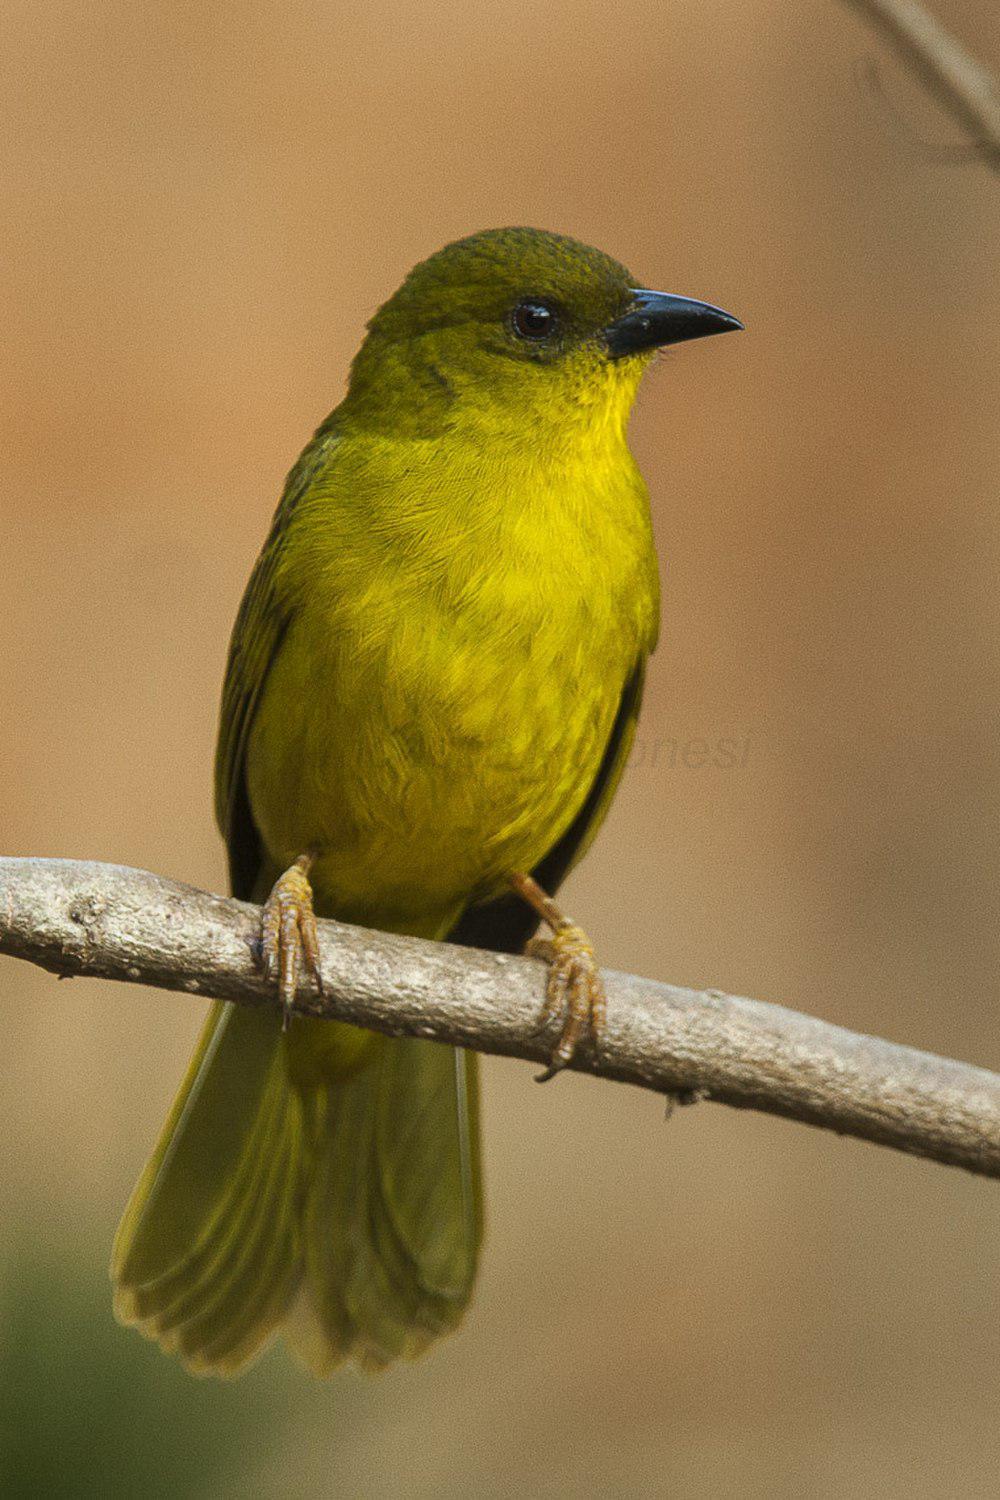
[2,856,999,1180]
[842,0,1000,173]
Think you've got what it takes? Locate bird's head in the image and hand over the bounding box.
[344,227,741,442]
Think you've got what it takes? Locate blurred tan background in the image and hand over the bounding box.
[2,1,1000,1495]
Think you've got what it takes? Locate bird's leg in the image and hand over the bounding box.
[510,871,607,1083]
[259,850,324,1029]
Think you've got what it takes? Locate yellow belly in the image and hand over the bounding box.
[246,595,628,934]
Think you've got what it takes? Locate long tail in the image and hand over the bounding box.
[111,1003,482,1376]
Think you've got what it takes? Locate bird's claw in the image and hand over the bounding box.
[259,855,324,1028]
[528,922,606,1082]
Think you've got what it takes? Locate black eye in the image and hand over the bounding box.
[511,300,557,340]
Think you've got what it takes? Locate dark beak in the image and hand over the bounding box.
[604,289,743,359]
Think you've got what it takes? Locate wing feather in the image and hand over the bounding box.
[214,431,336,897]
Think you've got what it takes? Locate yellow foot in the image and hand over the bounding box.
[260,853,324,1028]
[511,872,607,1083]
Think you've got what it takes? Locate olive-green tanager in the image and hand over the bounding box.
[111,227,740,1375]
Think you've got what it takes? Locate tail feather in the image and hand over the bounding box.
[113,1003,304,1375]
[123,1061,287,1326]
[155,1091,300,1361]
[337,1042,480,1365]
[188,1104,304,1371]
[112,1002,482,1377]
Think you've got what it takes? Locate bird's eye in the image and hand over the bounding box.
[511,301,557,340]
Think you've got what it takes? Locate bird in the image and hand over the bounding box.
[110,227,741,1376]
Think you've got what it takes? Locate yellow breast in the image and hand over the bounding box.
[246,398,658,934]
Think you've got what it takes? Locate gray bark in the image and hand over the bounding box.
[2,856,1000,1180]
